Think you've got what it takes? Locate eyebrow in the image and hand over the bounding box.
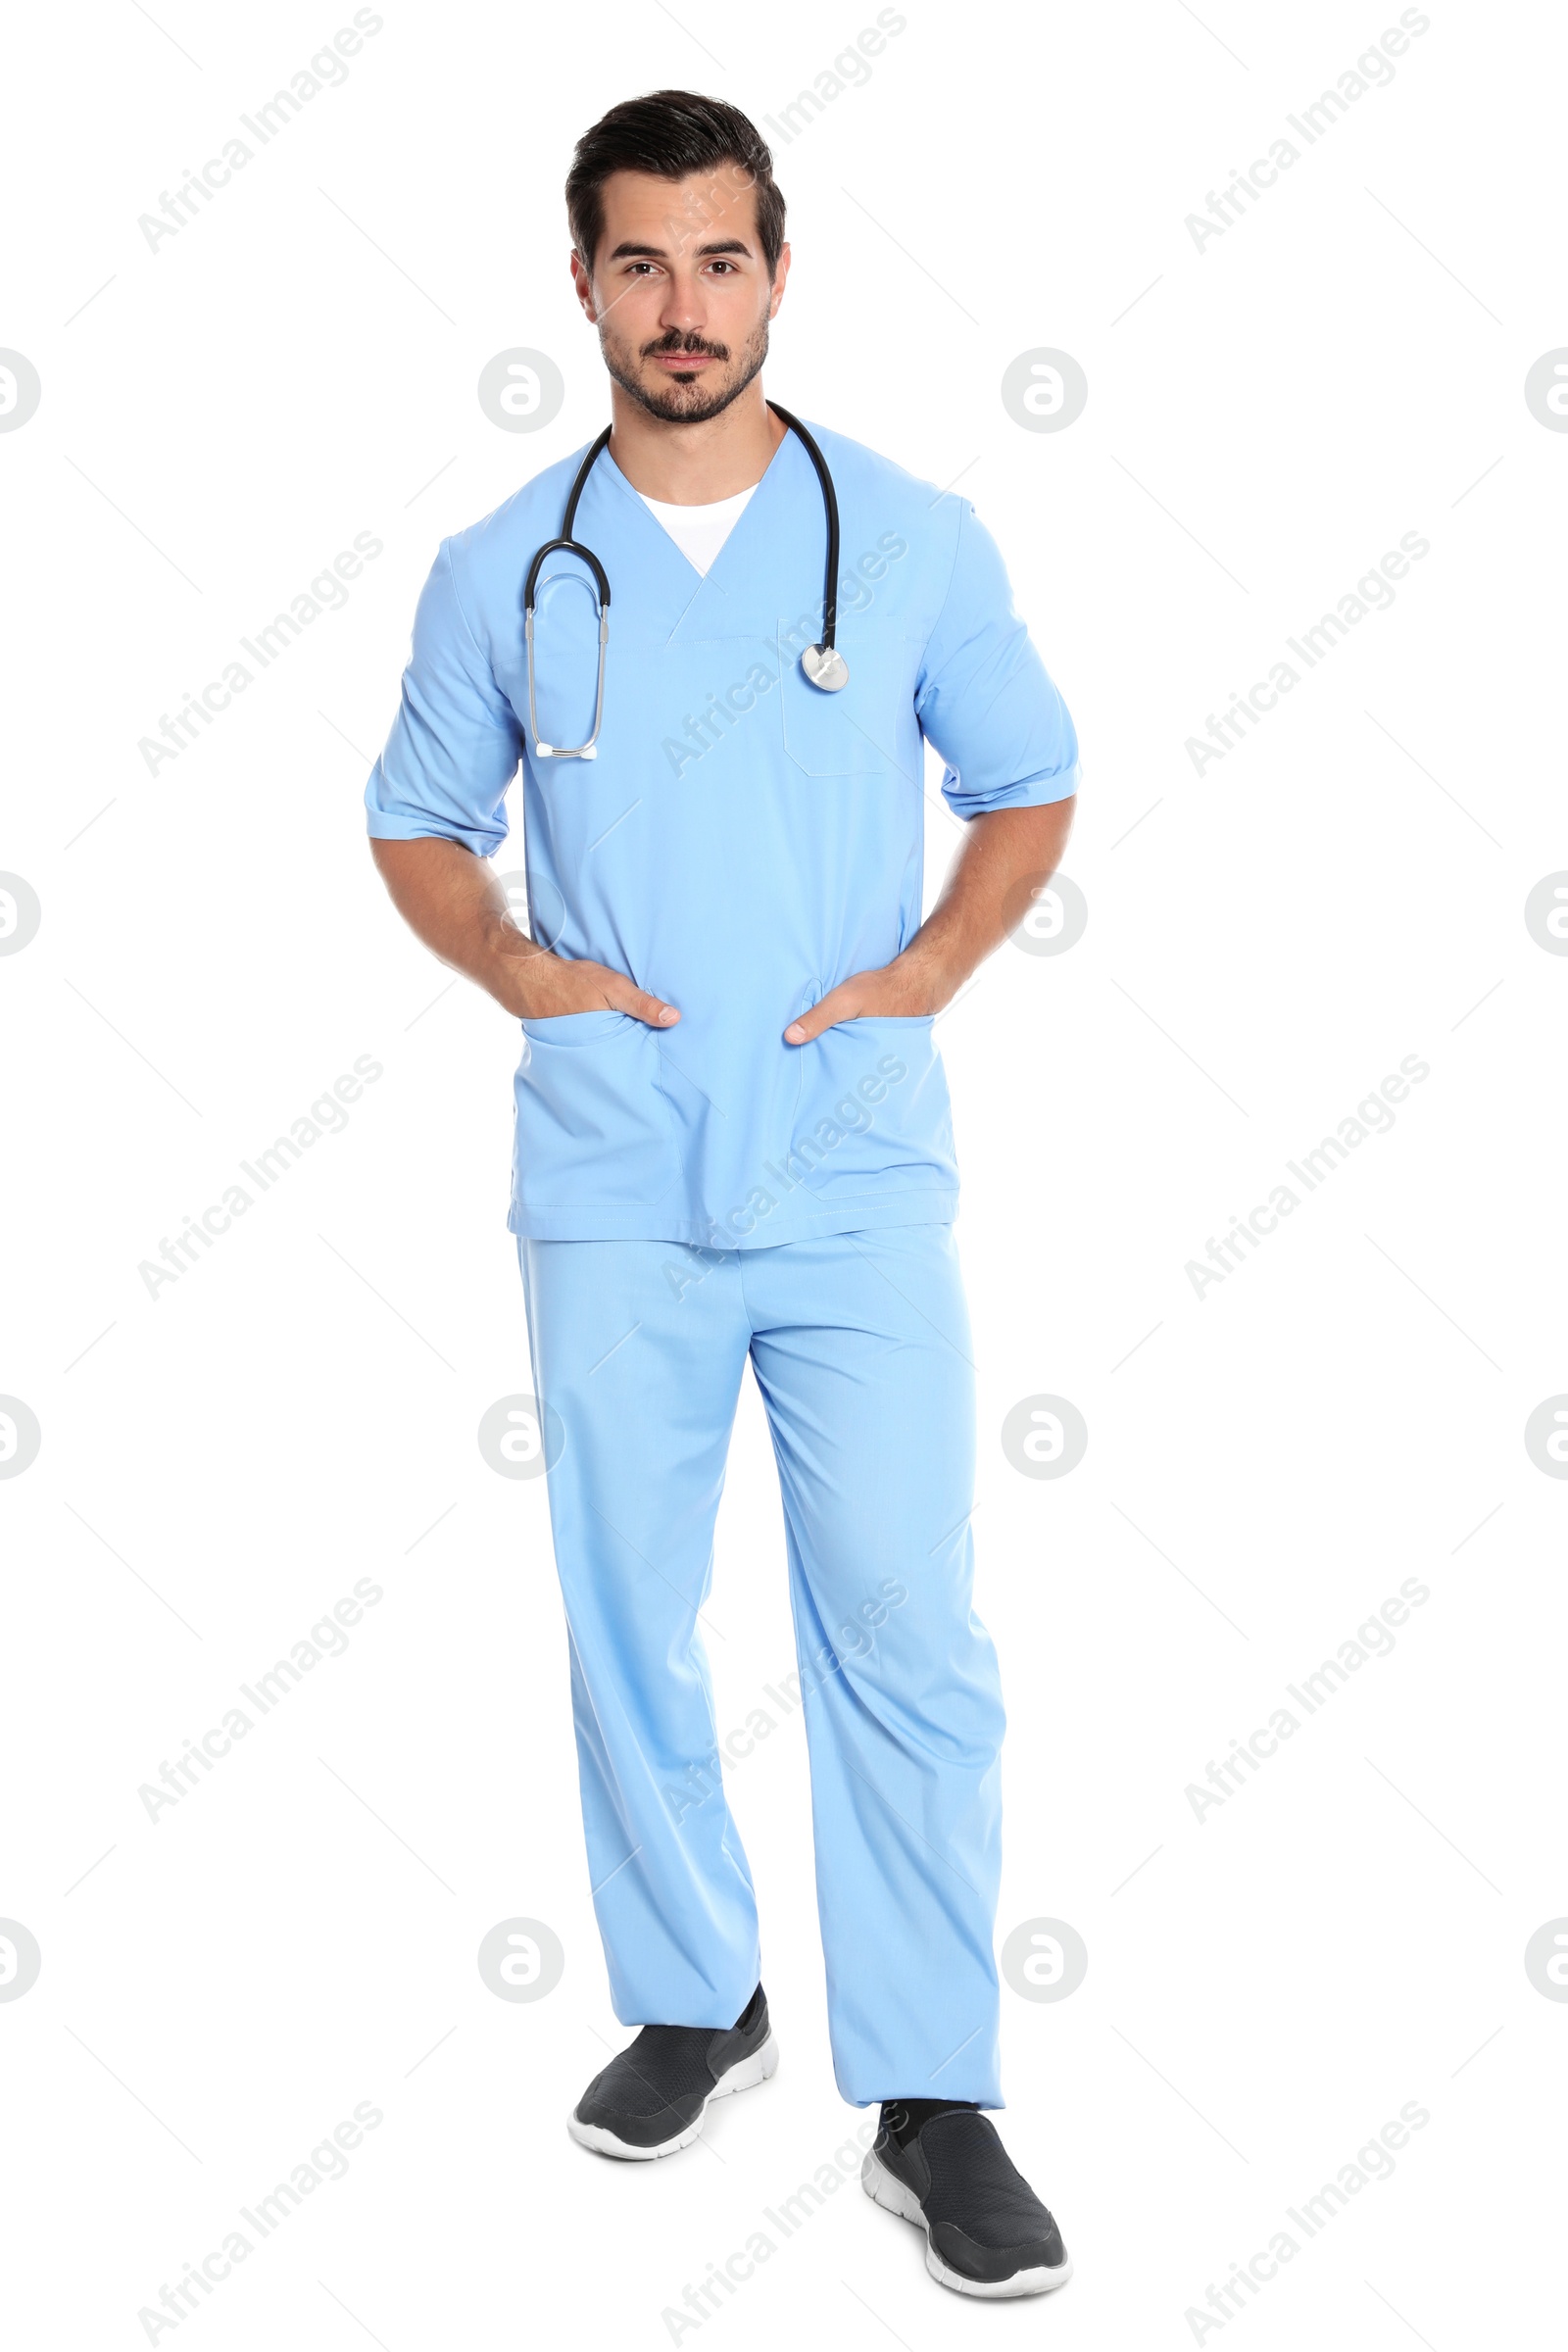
[605,237,754,263]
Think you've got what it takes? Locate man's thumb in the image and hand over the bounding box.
[621,984,679,1028]
[784,988,852,1044]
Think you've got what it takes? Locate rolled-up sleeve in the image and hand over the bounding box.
[365,540,520,856]
[914,501,1080,819]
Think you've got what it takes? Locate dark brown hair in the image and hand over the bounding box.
[565,90,786,280]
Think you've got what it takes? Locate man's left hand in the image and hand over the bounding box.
[783,955,947,1045]
[782,797,1077,1047]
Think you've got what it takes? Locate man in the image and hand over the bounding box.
[367,91,1078,2300]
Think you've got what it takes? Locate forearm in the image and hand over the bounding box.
[369,835,538,1008]
[368,834,679,1026]
[781,795,1077,1042]
[896,796,1076,1004]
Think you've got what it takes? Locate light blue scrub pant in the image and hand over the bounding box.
[517,1222,1006,2108]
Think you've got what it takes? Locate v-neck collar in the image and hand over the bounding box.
[591,424,808,634]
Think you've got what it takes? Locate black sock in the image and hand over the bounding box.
[880,2097,980,2146]
[732,1984,764,2032]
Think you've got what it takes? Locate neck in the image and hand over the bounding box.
[606,380,786,505]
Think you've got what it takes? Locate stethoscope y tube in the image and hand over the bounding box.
[523,403,845,760]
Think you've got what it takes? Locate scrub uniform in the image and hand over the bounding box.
[366,421,1079,2106]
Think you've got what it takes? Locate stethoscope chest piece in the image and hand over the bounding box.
[800,641,850,692]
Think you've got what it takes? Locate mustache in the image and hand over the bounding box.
[643,333,730,360]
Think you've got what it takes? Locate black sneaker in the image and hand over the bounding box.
[862,2102,1072,2297]
[567,1984,777,2159]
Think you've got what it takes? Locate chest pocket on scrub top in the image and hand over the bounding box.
[775,621,915,778]
[528,566,604,759]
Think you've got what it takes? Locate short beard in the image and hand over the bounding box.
[602,320,770,425]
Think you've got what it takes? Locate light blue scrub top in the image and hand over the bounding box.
[365,421,1079,1249]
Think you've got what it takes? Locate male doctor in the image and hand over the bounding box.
[367,90,1079,2300]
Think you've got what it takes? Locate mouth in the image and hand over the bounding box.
[651,350,721,372]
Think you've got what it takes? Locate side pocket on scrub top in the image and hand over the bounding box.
[789,1014,957,1199]
[514,1010,683,1208]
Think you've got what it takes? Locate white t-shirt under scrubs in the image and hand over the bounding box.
[637,483,759,577]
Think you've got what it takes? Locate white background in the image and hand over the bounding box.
[4,0,1565,2344]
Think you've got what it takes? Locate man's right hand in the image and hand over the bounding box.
[368,836,679,1028]
[494,948,679,1027]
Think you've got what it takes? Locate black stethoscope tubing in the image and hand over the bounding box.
[522,402,842,759]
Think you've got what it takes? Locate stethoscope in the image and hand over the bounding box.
[522,401,846,760]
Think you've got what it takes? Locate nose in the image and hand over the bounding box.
[659,272,710,339]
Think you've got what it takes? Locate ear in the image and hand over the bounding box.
[767,242,791,321]
[568,248,599,323]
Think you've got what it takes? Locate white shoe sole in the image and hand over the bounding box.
[861,2148,1074,2298]
[567,2033,779,2160]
